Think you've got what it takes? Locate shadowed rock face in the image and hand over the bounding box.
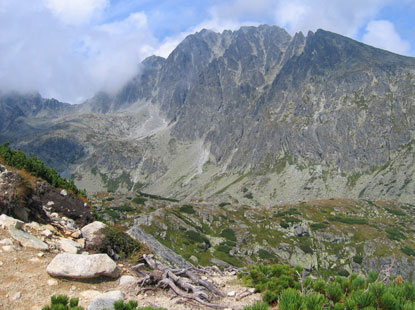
[1,25,415,203]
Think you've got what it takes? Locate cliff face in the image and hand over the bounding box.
[1,25,415,204]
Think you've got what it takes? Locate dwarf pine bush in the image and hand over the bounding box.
[240,264,415,310]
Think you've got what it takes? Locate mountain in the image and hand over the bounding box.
[1,25,415,204]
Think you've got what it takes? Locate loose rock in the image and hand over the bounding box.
[46,253,120,279]
[8,226,48,250]
[81,221,107,249]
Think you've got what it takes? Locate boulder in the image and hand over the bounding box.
[46,253,120,279]
[58,238,83,254]
[81,221,107,248]
[8,226,48,250]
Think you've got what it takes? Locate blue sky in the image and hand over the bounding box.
[0,0,414,103]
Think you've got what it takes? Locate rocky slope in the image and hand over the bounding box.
[1,25,415,204]
[90,192,415,281]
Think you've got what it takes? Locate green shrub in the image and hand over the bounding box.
[132,197,147,205]
[185,230,210,245]
[384,207,406,216]
[401,246,415,256]
[279,288,303,310]
[310,223,329,230]
[283,217,301,224]
[385,227,406,240]
[0,142,84,195]
[338,269,350,277]
[244,193,254,199]
[353,256,363,264]
[113,205,135,212]
[217,244,232,254]
[179,205,196,214]
[219,202,231,207]
[99,226,144,261]
[280,222,289,229]
[104,208,120,219]
[328,216,368,225]
[221,228,237,242]
[327,282,343,303]
[304,293,326,310]
[42,295,83,310]
[258,249,276,260]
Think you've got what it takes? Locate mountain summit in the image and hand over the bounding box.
[1,25,415,204]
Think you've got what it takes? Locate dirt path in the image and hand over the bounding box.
[0,228,262,310]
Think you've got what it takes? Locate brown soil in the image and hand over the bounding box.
[0,227,263,310]
[0,228,119,310]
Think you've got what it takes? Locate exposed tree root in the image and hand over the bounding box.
[134,254,228,309]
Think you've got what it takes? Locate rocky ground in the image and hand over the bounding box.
[0,217,261,309]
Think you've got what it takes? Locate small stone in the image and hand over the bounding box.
[29,257,41,263]
[71,230,82,238]
[227,291,236,297]
[189,255,199,264]
[42,224,56,232]
[0,261,3,266]
[13,292,22,300]
[27,222,41,231]
[9,226,48,250]
[37,252,45,257]
[2,245,15,252]
[77,238,86,248]
[41,229,53,237]
[0,238,13,245]
[47,201,55,206]
[60,189,68,196]
[119,275,137,286]
[201,276,208,281]
[248,288,256,293]
[58,238,83,254]
[47,279,58,286]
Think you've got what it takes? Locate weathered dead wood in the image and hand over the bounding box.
[236,289,256,301]
[136,254,228,308]
[158,278,228,309]
[178,269,225,297]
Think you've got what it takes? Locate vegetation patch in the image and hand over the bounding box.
[179,205,196,214]
[137,192,179,202]
[185,230,210,245]
[401,246,415,256]
[384,207,406,216]
[0,142,85,196]
[328,216,368,225]
[132,197,147,205]
[310,223,329,231]
[221,228,237,242]
[98,226,146,261]
[385,226,406,241]
[240,263,415,310]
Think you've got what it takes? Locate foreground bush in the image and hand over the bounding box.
[42,296,166,310]
[240,264,415,310]
[42,295,83,310]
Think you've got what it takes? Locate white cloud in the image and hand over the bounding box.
[363,20,411,55]
[202,0,394,38]
[0,0,156,103]
[44,0,109,25]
